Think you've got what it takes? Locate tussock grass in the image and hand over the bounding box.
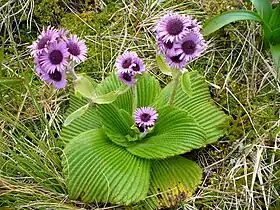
[0,0,279,209]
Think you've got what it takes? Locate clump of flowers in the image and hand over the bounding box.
[29,26,87,89]
[155,12,207,70]
[115,51,145,86]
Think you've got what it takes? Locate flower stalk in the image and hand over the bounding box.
[169,70,181,105]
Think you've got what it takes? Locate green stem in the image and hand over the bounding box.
[132,85,137,111]
[67,64,78,80]
[169,71,181,105]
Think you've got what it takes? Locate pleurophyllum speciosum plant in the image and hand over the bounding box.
[29,13,227,209]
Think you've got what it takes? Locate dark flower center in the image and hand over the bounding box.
[49,50,63,65]
[163,40,173,49]
[37,37,49,49]
[122,72,132,81]
[67,42,81,56]
[166,18,184,35]
[132,63,140,71]
[122,58,132,68]
[170,55,182,63]
[140,113,151,122]
[182,40,196,55]
[49,70,62,82]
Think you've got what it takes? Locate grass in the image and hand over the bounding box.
[0,0,279,209]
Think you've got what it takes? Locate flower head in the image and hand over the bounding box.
[174,31,207,62]
[185,15,202,32]
[39,41,69,73]
[130,56,145,75]
[66,35,87,63]
[117,71,136,86]
[134,107,158,130]
[36,64,67,89]
[115,51,138,73]
[156,13,191,42]
[164,53,188,70]
[156,36,175,55]
[29,26,59,56]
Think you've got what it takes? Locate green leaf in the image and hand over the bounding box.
[181,71,193,97]
[92,86,130,104]
[136,73,162,107]
[63,103,89,126]
[251,0,272,24]
[270,43,280,78]
[62,129,150,205]
[156,55,172,76]
[269,4,280,30]
[60,91,101,143]
[74,74,97,99]
[157,71,227,144]
[148,156,202,208]
[96,73,133,114]
[203,10,263,36]
[127,106,206,159]
[97,103,134,147]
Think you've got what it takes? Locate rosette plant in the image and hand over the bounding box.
[30,13,227,209]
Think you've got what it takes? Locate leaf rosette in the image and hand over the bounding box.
[61,72,227,208]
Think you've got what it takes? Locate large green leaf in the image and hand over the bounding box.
[95,73,133,114]
[270,43,280,78]
[74,74,97,99]
[270,27,280,45]
[97,103,134,147]
[60,91,101,143]
[63,103,89,126]
[157,71,227,144]
[202,10,263,36]
[136,73,161,107]
[127,106,206,159]
[251,0,272,24]
[62,129,150,204]
[148,156,202,208]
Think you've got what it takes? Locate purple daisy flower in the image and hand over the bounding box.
[115,51,138,73]
[130,56,145,75]
[39,41,69,73]
[66,35,87,63]
[174,31,207,62]
[39,67,68,89]
[156,13,191,42]
[185,16,202,32]
[164,53,188,69]
[28,26,59,56]
[134,107,158,129]
[156,35,175,55]
[117,71,136,86]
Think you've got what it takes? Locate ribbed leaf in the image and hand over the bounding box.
[251,0,272,24]
[97,103,134,147]
[95,73,133,114]
[203,10,263,36]
[60,91,101,143]
[148,156,202,208]
[127,106,206,159]
[157,71,227,144]
[181,71,193,97]
[62,129,150,204]
[136,73,161,107]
